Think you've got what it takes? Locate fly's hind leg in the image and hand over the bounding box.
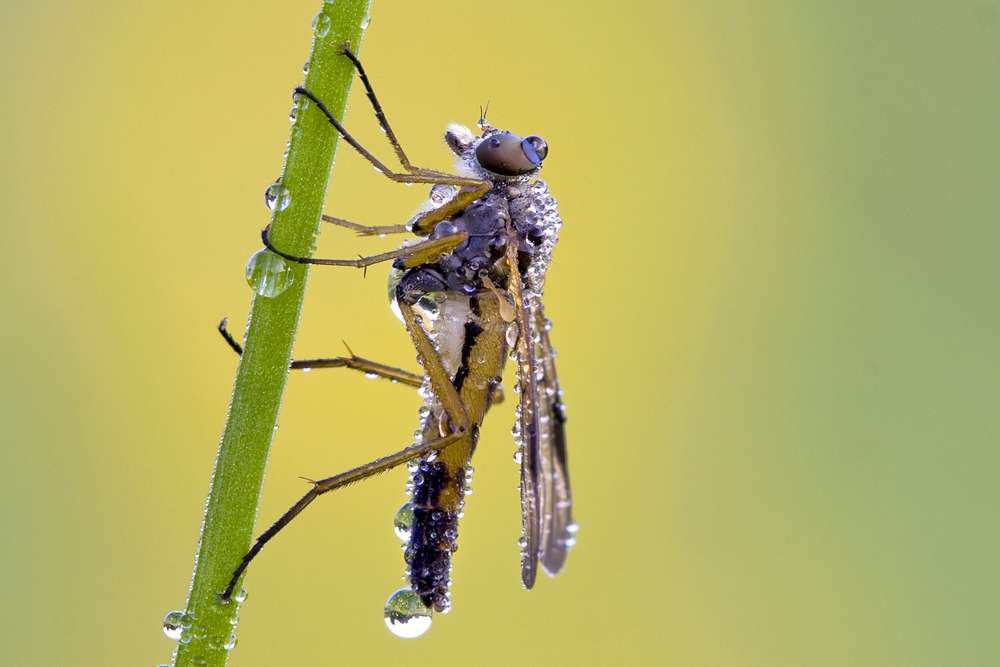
[219,303,477,602]
[219,428,466,601]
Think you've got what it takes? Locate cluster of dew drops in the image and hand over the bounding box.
[159,588,244,663]
[245,5,374,302]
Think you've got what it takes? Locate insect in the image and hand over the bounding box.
[219,43,575,636]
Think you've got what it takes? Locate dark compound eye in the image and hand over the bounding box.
[524,136,547,161]
[475,132,547,176]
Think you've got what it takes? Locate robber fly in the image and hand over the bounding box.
[218,44,574,636]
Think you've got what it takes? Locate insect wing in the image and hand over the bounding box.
[531,300,573,577]
[508,238,574,588]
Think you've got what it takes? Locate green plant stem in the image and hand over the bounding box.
[173,2,372,665]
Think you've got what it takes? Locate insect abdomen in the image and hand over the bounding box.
[406,459,465,612]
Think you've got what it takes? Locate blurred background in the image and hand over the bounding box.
[1,0,997,664]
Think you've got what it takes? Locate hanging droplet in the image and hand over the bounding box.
[428,183,458,207]
[246,249,294,298]
[302,60,310,75]
[505,321,519,347]
[162,611,185,640]
[264,181,291,211]
[394,502,415,541]
[361,11,371,28]
[312,12,331,38]
[224,634,238,650]
[384,589,433,638]
[234,588,249,603]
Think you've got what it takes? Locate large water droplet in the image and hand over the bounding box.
[162,611,185,640]
[264,181,291,211]
[246,249,294,298]
[312,12,331,38]
[384,589,433,638]
[234,588,249,603]
[224,634,238,650]
[505,321,520,347]
[361,11,371,28]
[394,502,415,541]
[428,183,457,207]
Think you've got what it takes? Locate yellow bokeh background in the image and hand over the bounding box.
[2,1,997,664]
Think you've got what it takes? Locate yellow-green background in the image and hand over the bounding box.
[2,0,997,664]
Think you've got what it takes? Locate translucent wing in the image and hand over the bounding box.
[531,299,573,577]
[507,239,574,588]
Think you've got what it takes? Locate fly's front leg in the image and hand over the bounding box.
[217,319,424,387]
[261,224,469,268]
[293,86,488,191]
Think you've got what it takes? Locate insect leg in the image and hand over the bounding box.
[398,301,470,434]
[335,43,414,172]
[294,86,487,189]
[261,224,468,268]
[220,429,466,601]
[217,319,423,386]
[321,214,409,237]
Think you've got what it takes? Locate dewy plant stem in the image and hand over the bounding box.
[172,2,372,665]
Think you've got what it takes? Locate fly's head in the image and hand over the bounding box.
[445,123,548,182]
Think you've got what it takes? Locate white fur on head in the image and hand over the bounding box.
[444,123,475,155]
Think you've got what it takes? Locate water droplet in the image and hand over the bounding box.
[361,11,371,28]
[302,60,310,75]
[513,449,523,464]
[428,183,457,207]
[506,322,519,347]
[162,611,185,640]
[365,371,379,379]
[246,249,294,298]
[234,588,249,603]
[224,634,238,650]
[518,535,528,548]
[264,181,291,211]
[384,589,433,638]
[394,503,415,541]
[191,625,207,640]
[289,106,298,123]
[312,12,331,38]
[191,657,207,667]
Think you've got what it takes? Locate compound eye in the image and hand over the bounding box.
[476,132,540,176]
[524,136,547,161]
